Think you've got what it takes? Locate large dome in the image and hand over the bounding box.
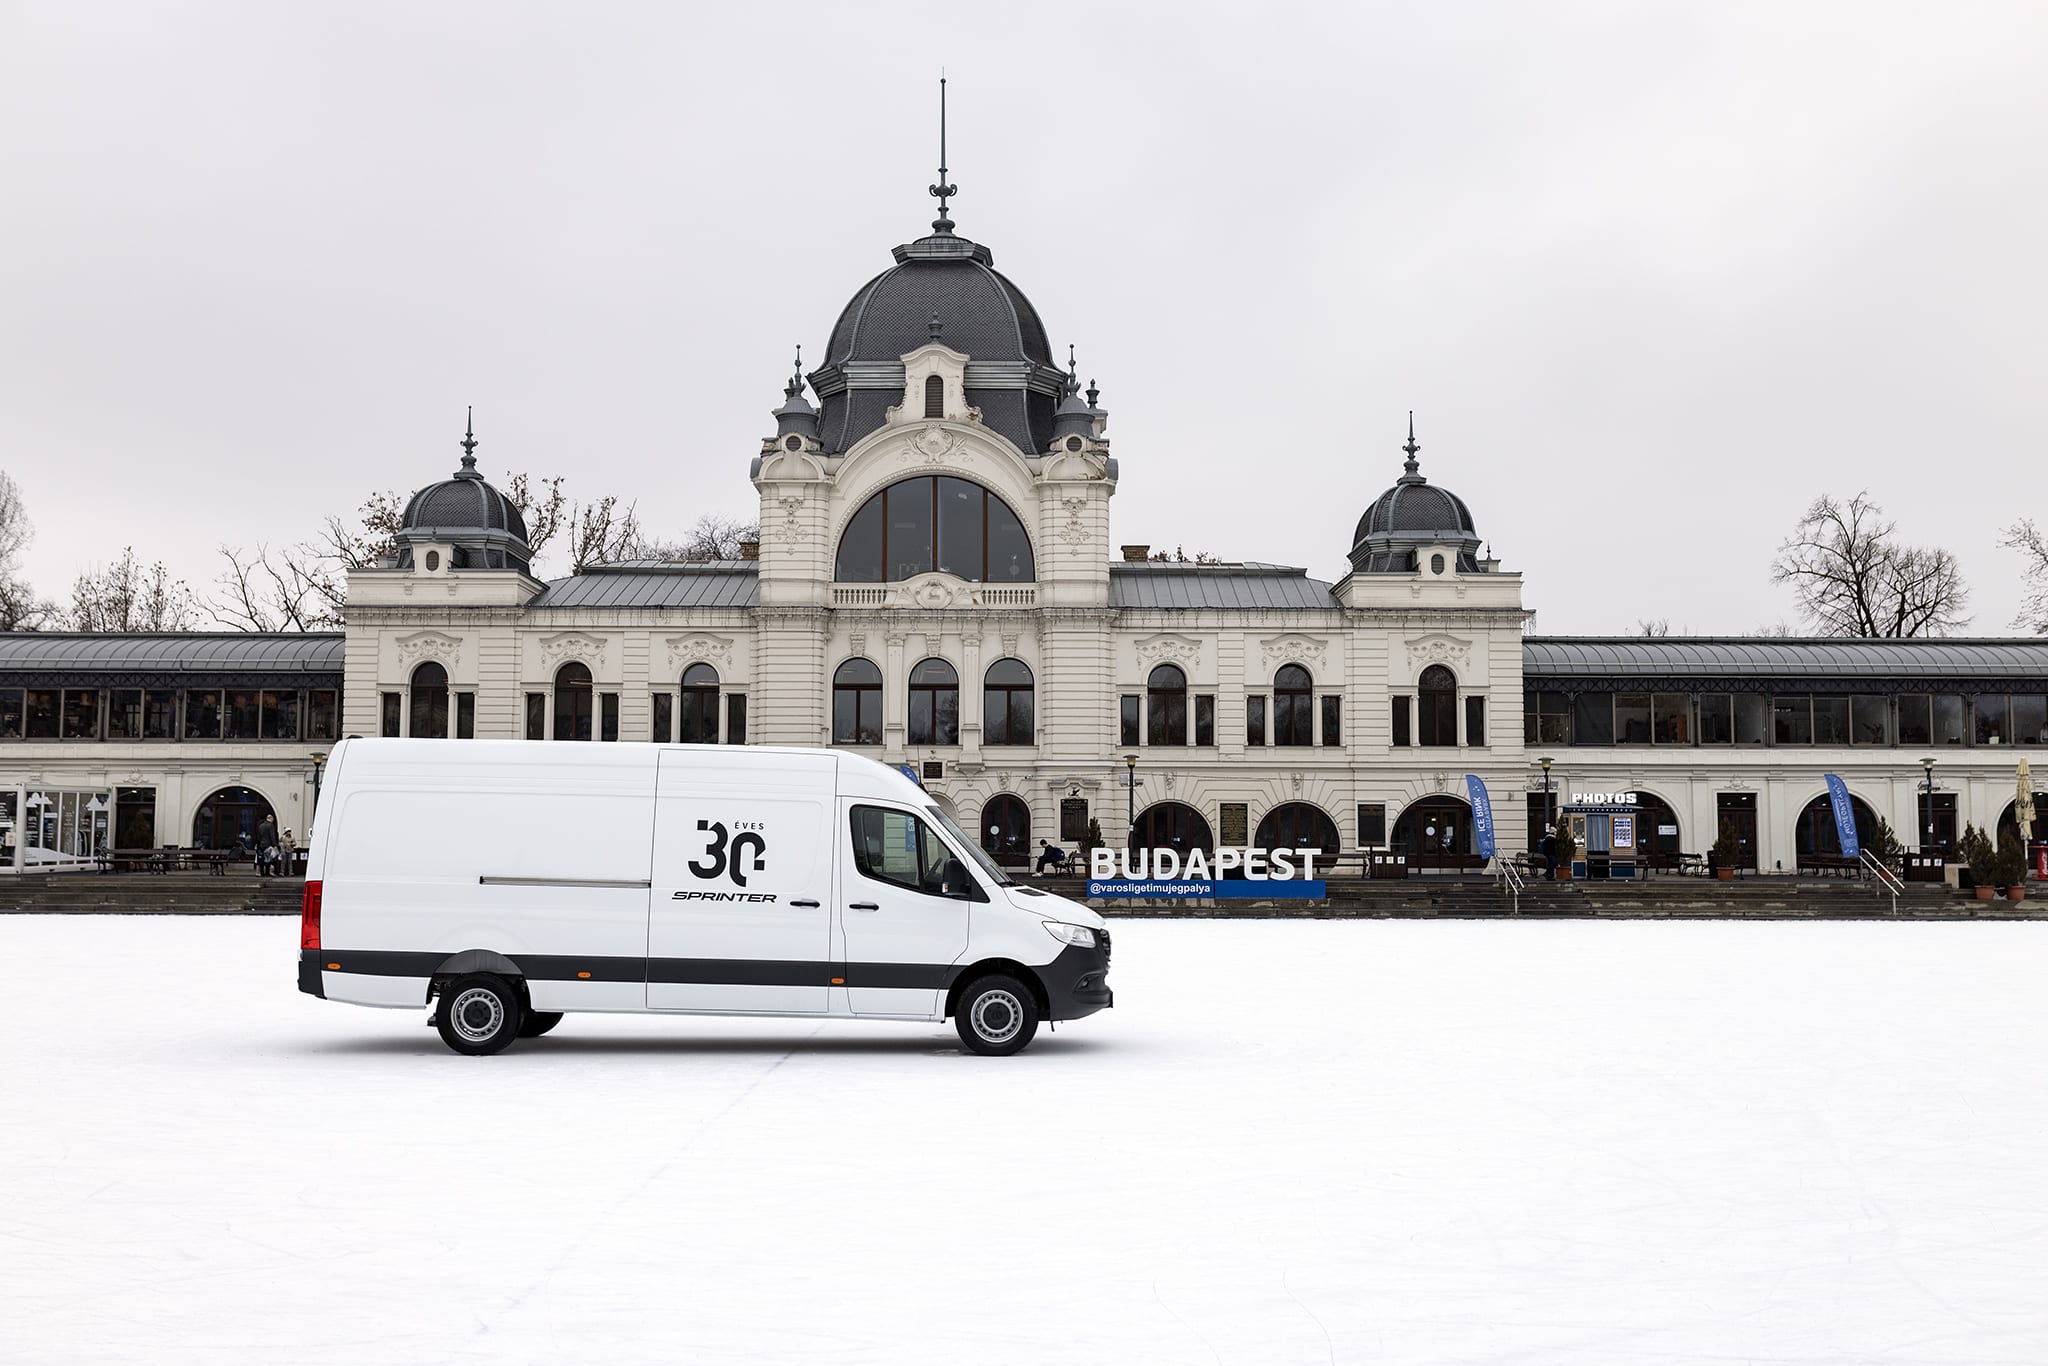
[395,418,532,574]
[1347,420,1483,575]
[807,226,1067,455]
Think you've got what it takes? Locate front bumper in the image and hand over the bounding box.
[1042,937,1113,1021]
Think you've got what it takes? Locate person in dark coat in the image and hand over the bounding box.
[1540,830,1557,881]
[255,815,279,876]
[1035,839,1068,875]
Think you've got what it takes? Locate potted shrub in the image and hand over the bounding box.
[1960,823,1998,901]
[1552,816,1576,881]
[1078,818,1104,876]
[1711,820,1742,881]
[1997,830,2027,902]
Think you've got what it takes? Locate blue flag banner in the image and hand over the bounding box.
[1465,774,1497,859]
[1824,773,1860,859]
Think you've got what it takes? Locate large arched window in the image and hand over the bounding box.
[1274,664,1313,747]
[981,794,1030,867]
[908,658,959,746]
[1132,802,1214,858]
[408,661,449,739]
[1255,802,1341,857]
[679,662,719,744]
[553,662,593,741]
[832,659,882,745]
[983,659,1034,745]
[1419,664,1458,747]
[1795,790,1879,861]
[834,476,1034,584]
[1147,664,1187,746]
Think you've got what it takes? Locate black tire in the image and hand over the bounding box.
[434,974,525,1056]
[518,1011,564,1039]
[954,974,1040,1056]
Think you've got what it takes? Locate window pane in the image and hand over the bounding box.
[264,690,300,741]
[2013,695,2046,745]
[1973,695,2007,745]
[601,692,619,742]
[1196,695,1214,746]
[1772,696,1811,745]
[1812,696,1850,746]
[1698,694,1733,745]
[456,692,474,739]
[850,806,945,895]
[886,479,934,579]
[857,690,880,745]
[1119,695,1139,747]
[1462,695,1482,748]
[0,688,22,738]
[1614,694,1651,745]
[1652,694,1690,744]
[1850,696,1890,746]
[1389,695,1408,747]
[25,688,57,738]
[306,690,337,741]
[380,692,401,738]
[1321,695,1340,746]
[1358,803,1387,846]
[935,477,984,580]
[223,689,258,740]
[652,693,673,742]
[726,694,746,745]
[1932,694,1966,745]
[1896,694,1931,746]
[1571,695,1613,746]
[109,689,142,740]
[1248,694,1267,746]
[525,693,546,740]
[986,497,1033,582]
[835,496,886,583]
[62,690,99,740]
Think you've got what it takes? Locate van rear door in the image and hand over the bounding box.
[647,749,837,1013]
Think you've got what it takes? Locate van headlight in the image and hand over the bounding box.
[1042,921,1098,948]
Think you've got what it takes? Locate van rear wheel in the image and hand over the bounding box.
[519,1011,563,1039]
[435,974,524,1055]
[954,974,1039,1056]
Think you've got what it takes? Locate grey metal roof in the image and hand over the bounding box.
[1524,637,2048,689]
[402,467,529,543]
[0,633,346,686]
[528,563,760,610]
[1110,563,1341,611]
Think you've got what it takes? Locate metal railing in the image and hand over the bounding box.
[1859,849,1906,915]
[1495,856,1526,915]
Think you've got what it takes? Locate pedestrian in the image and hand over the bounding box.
[1541,828,1557,881]
[1035,838,1068,876]
[281,827,298,877]
[255,814,278,877]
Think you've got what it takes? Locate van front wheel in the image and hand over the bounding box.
[436,974,525,1055]
[954,974,1039,1056]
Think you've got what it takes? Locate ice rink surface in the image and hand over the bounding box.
[3,914,2045,1366]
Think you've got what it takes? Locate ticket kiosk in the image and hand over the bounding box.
[1564,795,1641,881]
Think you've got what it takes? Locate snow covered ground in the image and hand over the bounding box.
[3,915,2046,1365]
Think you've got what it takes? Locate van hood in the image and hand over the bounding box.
[1001,884,1105,930]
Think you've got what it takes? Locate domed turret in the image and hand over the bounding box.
[1347,415,1482,574]
[396,410,532,574]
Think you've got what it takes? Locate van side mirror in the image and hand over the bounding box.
[940,858,974,899]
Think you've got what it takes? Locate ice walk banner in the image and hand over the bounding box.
[1824,772,1860,859]
[1466,774,1497,859]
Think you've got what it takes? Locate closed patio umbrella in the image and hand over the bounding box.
[2019,758,2035,844]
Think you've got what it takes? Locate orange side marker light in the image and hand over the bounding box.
[577,971,592,979]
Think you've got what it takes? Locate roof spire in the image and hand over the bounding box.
[1401,410,1421,479]
[458,405,479,476]
[785,344,804,400]
[1065,343,1079,395]
[928,74,957,234]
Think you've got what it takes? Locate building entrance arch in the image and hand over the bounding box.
[1132,802,1213,858]
[192,786,276,852]
[1391,796,1474,868]
[1634,791,1684,869]
[981,794,1031,868]
[1254,802,1340,857]
[1794,790,1880,864]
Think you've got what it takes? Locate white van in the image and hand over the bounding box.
[297,738,1111,1056]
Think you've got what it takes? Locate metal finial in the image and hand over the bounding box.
[928,75,957,233]
[928,312,944,341]
[1085,378,1100,408]
[1065,344,1079,394]
[1401,410,1420,476]
[785,345,804,400]
[459,405,478,471]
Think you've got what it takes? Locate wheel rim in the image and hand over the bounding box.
[449,987,505,1043]
[971,989,1023,1045]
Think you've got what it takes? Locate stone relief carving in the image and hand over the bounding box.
[1407,635,1473,672]
[394,630,462,670]
[999,630,1019,659]
[1260,634,1329,673]
[1431,770,1452,794]
[665,633,735,674]
[1060,495,1089,545]
[538,632,605,672]
[1134,633,1203,669]
[901,425,961,465]
[848,631,866,658]
[776,494,806,543]
[906,576,960,609]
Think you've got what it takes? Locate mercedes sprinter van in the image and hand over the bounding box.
[297,739,1112,1055]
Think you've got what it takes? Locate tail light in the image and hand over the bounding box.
[300,879,322,950]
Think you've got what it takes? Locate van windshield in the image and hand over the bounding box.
[926,804,1014,886]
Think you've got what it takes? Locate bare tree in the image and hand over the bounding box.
[1635,617,1671,637]
[211,544,343,631]
[562,496,645,573]
[665,513,760,561]
[2002,519,2048,633]
[68,548,202,631]
[0,471,56,629]
[1745,621,1797,638]
[504,474,567,561]
[1770,492,1970,637]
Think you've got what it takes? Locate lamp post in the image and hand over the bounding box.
[1540,756,1554,829]
[1920,756,1936,854]
[311,751,329,820]
[1124,753,1139,852]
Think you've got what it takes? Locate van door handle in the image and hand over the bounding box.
[790,899,820,908]
[848,901,879,911]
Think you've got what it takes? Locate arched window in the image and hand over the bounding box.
[1391,796,1473,862]
[553,662,593,741]
[408,661,449,739]
[679,662,719,744]
[1255,802,1340,857]
[832,659,882,745]
[924,373,944,418]
[1419,664,1457,747]
[983,659,1034,745]
[833,476,1034,584]
[1132,802,1214,858]
[1147,664,1187,746]
[1274,664,1313,747]
[981,794,1030,868]
[1795,791,1879,862]
[908,658,959,746]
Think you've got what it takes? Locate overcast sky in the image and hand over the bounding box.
[1,2,2041,635]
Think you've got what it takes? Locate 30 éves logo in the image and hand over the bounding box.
[690,820,767,887]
